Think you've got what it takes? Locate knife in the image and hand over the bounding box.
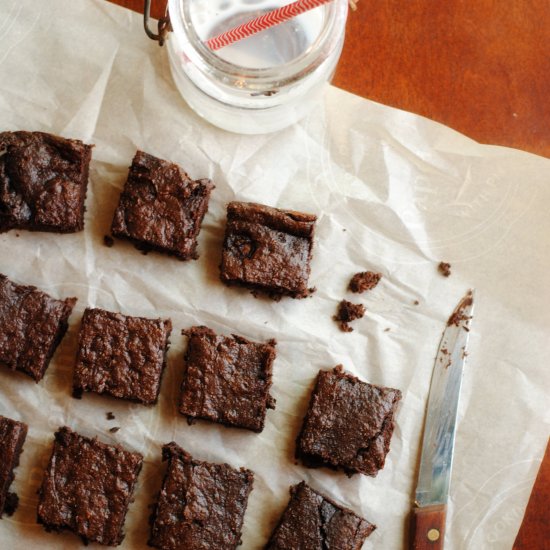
[410,289,475,549]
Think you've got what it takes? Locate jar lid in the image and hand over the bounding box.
[168,0,348,85]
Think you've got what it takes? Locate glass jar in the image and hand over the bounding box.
[165,0,348,134]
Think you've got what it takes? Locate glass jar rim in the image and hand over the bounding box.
[168,0,348,85]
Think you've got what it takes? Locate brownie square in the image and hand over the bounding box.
[111,151,214,260]
[149,442,254,550]
[37,426,143,546]
[73,308,172,405]
[220,201,316,299]
[0,131,92,233]
[0,274,76,381]
[265,482,375,550]
[0,415,28,518]
[296,365,402,476]
[179,326,276,432]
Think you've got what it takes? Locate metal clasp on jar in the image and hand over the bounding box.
[143,0,171,46]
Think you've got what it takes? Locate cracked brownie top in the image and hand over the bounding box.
[265,481,375,550]
[296,365,402,476]
[0,131,92,233]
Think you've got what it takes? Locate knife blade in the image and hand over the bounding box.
[410,289,475,550]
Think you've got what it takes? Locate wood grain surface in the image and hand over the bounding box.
[513,439,550,550]
[109,0,549,157]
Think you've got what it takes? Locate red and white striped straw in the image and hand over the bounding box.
[205,0,334,51]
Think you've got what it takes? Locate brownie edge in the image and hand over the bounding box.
[111,150,214,260]
[0,273,77,381]
[220,201,317,299]
[179,326,276,432]
[0,416,28,518]
[37,426,143,546]
[149,442,254,550]
[73,308,172,405]
[0,131,92,233]
[296,365,402,477]
[265,482,375,550]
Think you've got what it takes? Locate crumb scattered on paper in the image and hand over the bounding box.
[334,300,366,332]
[348,271,382,293]
[438,262,452,277]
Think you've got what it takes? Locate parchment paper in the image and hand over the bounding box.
[0,1,549,548]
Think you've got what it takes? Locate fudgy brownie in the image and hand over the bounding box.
[0,131,92,233]
[0,415,28,518]
[37,426,143,546]
[149,442,254,550]
[111,151,214,260]
[333,300,366,332]
[348,271,382,293]
[179,326,276,432]
[0,274,76,381]
[220,201,316,299]
[296,365,402,476]
[73,308,172,405]
[265,482,375,549]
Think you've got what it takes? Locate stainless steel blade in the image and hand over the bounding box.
[415,289,475,508]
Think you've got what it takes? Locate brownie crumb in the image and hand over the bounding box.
[413,300,419,305]
[438,262,451,277]
[106,412,115,421]
[109,427,120,433]
[348,271,382,293]
[334,300,366,332]
[103,235,114,248]
[447,292,473,327]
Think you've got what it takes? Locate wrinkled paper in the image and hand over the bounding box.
[0,1,549,548]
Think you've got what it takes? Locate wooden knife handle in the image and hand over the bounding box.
[410,504,447,550]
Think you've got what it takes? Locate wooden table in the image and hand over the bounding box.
[110,0,550,158]
[109,1,550,545]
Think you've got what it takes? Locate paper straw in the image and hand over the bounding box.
[205,0,334,51]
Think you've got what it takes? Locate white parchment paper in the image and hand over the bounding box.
[0,1,549,548]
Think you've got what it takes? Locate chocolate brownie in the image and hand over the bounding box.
[0,131,92,233]
[333,300,366,332]
[111,151,214,260]
[149,442,254,550]
[37,426,143,546]
[220,201,316,299]
[265,482,375,550]
[349,271,381,293]
[0,274,76,381]
[0,415,28,518]
[73,308,172,405]
[179,326,276,432]
[296,365,402,476]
